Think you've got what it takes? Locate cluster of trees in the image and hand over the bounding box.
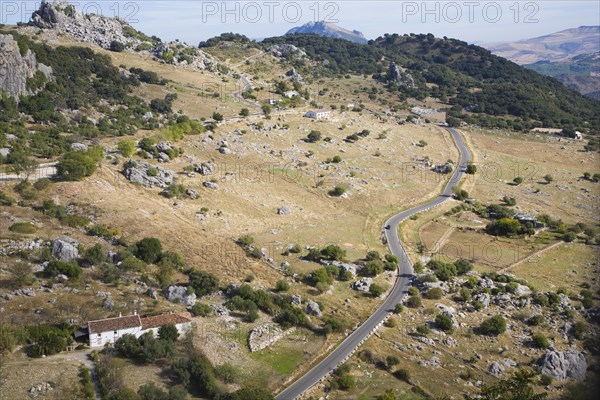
[0,322,75,356]
[56,146,104,181]
[426,259,473,281]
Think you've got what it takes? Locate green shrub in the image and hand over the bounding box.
[424,287,443,300]
[435,314,453,332]
[275,279,290,292]
[394,368,411,383]
[188,270,220,296]
[480,315,506,335]
[369,283,385,297]
[192,302,212,317]
[416,324,430,335]
[336,374,356,390]
[329,186,347,197]
[531,332,550,348]
[44,260,81,279]
[406,295,422,308]
[9,222,37,234]
[134,237,163,263]
[393,303,404,314]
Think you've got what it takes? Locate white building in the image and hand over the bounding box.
[304,110,331,120]
[88,312,193,348]
[283,90,299,98]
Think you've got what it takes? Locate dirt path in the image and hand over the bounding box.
[498,241,563,273]
[429,226,456,255]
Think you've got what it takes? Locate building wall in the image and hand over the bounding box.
[89,326,142,348]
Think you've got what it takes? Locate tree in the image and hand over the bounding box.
[486,218,522,237]
[306,130,322,143]
[393,303,404,314]
[480,315,506,335]
[369,283,385,297]
[8,262,34,288]
[158,324,179,342]
[134,237,163,263]
[188,270,220,296]
[84,244,106,265]
[464,369,547,400]
[466,163,477,174]
[329,186,347,197]
[503,196,517,206]
[424,287,443,299]
[56,151,99,181]
[239,108,250,117]
[336,374,356,390]
[452,186,469,200]
[110,41,125,52]
[513,176,523,185]
[531,332,549,348]
[117,140,136,157]
[543,174,554,184]
[435,314,453,332]
[11,156,38,179]
[275,279,290,292]
[192,302,212,317]
[212,112,224,122]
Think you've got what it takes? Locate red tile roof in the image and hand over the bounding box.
[88,315,141,334]
[140,312,193,330]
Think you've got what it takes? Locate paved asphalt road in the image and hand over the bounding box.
[275,127,471,400]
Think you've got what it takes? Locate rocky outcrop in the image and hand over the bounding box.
[268,44,307,58]
[0,33,52,98]
[277,206,292,215]
[539,350,587,381]
[123,160,175,188]
[51,236,79,261]
[305,300,322,316]
[164,285,196,307]
[352,277,373,292]
[387,63,415,89]
[248,324,294,352]
[285,67,304,82]
[30,1,214,71]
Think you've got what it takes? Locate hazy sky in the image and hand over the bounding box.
[2,1,599,44]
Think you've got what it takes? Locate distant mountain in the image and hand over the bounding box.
[486,26,600,65]
[286,21,368,44]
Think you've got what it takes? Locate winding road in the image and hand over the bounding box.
[275,127,471,400]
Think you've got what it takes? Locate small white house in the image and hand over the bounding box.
[88,312,193,348]
[304,110,331,120]
[283,90,299,98]
[88,313,143,348]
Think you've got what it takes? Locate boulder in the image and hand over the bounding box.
[514,284,532,297]
[195,162,216,176]
[52,236,79,262]
[291,294,302,307]
[123,161,175,188]
[102,295,114,311]
[156,141,173,153]
[337,262,358,277]
[186,189,198,199]
[305,300,322,316]
[489,362,505,377]
[352,277,373,292]
[203,181,219,190]
[70,142,88,152]
[473,293,491,308]
[277,206,292,215]
[164,285,196,307]
[539,350,587,381]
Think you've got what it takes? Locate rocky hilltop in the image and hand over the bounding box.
[0,33,52,98]
[286,21,368,44]
[29,0,215,71]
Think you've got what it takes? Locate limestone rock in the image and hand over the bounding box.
[489,362,505,376]
[51,236,79,261]
[163,285,196,307]
[306,299,322,316]
[352,277,373,292]
[277,206,292,215]
[539,350,587,381]
[123,160,175,188]
[0,33,52,98]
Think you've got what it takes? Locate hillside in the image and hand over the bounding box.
[1,3,599,400]
[524,52,600,100]
[286,21,368,44]
[262,33,600,133]
[486,26,600,64]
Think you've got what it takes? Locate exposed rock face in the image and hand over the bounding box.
[352,277,373,292]
[164,286,196,307]
[203,181,219,190]
[31,1,132,49]
[285,67,304,82]
[305,300,322,316]
[30,1,214,70]
[473,292,491,308]
[248,324,293,352]
[195,162,216,176]
[0,33,52,98]
[51,236,79,261]
[387,63,415,88]
[539,350,587,381]
[123,160,175,188]
[514,284,532,296]
[268,44,307,58]
[291,294,302,307]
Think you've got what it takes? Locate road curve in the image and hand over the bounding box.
[275,127,471,400]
